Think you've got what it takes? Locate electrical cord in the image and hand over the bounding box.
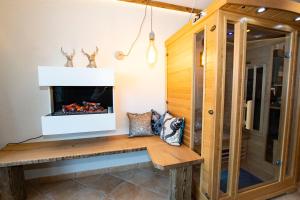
[124,0,149,56]
[189,0,196,22]
[150,6,153,32]
[9,135,43,144]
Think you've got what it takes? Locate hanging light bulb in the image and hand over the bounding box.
[147,31,158,65]
[146,6,158,66]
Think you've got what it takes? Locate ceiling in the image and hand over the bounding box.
[157,0,212,10]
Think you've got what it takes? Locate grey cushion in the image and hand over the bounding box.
[127,112,153,137]
[151,109,165,135]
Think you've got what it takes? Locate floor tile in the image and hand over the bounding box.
[106,181,167,200]
[104,181,139,200]
[31,180,83,200]
[70,187,106,200]
[140,174,169,196]
[75,174,123,194]
[26,184,52,200]
[110,168,169,197]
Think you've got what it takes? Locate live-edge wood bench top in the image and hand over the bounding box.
[0,135,203,170]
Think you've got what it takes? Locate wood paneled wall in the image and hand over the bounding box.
[166,32,194,147]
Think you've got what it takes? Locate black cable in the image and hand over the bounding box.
[9,135,43,144]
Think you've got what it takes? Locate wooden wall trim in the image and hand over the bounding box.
[119,0,201,14]
[227,20,248,197]
[280,31,298,182]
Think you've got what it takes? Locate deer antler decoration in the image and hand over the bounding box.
[61,47,75,67]
[82,47,99,68]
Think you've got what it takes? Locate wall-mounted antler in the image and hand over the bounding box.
[82,47,99,68]
[61,47,75,67]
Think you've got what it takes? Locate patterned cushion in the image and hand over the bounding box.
[151,109,165,135]
[127,112,153,137]
[160,113,185,146]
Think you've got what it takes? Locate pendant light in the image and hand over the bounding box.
[146,6,158,66]
[115,1,158,66]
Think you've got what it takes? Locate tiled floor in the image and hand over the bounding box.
[26,167,169,200]
[26,167,300,200]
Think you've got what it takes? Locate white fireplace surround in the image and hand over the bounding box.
[38,66,116,136]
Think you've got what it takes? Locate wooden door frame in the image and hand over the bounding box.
[217,10,300,200]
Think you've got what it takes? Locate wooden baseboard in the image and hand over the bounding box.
[257,185,298,200]
[27,161,152,184]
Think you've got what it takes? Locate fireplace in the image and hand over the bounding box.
[51,86,113,116]
[38,66,116,135]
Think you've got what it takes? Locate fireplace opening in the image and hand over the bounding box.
[50,86,113,116]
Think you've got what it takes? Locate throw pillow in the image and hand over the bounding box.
[151,109,165,135]
[127,112,153,137]
[160,112,185,146]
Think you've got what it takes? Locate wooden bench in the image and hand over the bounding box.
[0,135,203,200]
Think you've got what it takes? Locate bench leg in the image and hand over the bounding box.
[0,166,26,200]
[169,166,192,200]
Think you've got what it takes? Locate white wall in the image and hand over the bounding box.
[25,150,151,179]
[0,0,189,148]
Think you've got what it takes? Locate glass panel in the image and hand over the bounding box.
[246,68,254,101]
[51,86,113,115]
[244,65,265,132]
[253,67,263,130]
[239,24,291,191]
[193,31,204,155]
[219,23,234,195]
[192,30,204,195]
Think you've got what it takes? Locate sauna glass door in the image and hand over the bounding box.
[238,24,291,191]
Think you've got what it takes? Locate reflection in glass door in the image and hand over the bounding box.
[238,25,291,191]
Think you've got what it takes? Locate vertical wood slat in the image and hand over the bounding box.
[213,10,227,200]
[0,166,26,200]
[227,21,247,197]
[169,166,192,200]
[280,31,298,181]
[199,12,220,200]
[294,35,300,183]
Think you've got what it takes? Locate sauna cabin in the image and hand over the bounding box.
[165,0,300,199]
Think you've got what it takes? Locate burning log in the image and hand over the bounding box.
[62,102,106,114]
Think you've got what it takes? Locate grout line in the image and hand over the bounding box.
[109,168,169,197]
[72,174,125,199]
[26,182,48,199]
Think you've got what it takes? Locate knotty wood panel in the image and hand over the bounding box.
[0,136,203,170]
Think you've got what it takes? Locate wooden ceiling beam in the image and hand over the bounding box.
[119,0,201,14]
